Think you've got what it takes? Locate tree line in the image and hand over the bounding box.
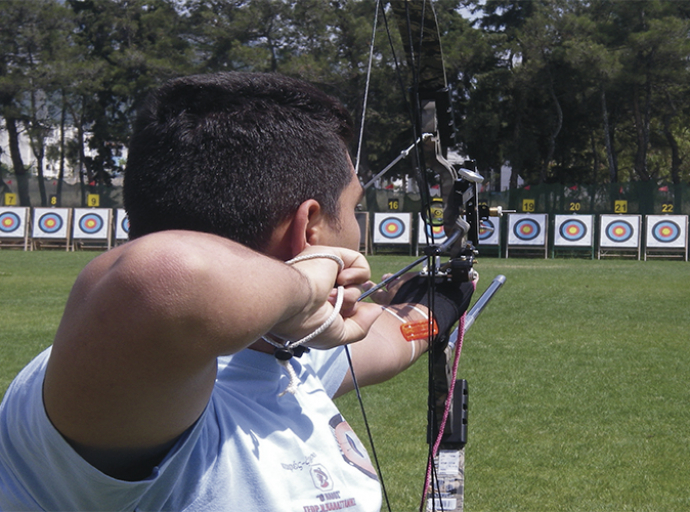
[1,0,689,207]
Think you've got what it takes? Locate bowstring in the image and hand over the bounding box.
[347,1,392,511]
[354,0,380,176]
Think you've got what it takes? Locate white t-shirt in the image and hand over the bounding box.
[0,346,382,511]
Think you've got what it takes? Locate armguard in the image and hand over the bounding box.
[390,275,474,347]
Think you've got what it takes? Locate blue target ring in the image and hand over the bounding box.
[379,217,405,239]
[0,212,21,233]
[121,216,130,234]
[424,222,445,240]
[38,213,63,234]
[559,219,587,242]
[78,213,104,234]
[478,219,495,241]
[651,220,680,243]
[605,220,633,243]
[513,218,540,241]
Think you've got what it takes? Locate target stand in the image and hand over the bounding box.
[598,214,641,260]
[31,208,72,251]
[644,215,688,261]
[0,207,31,250]
[551,214,594,259]
[72,208,113,251]
[506,214,548,259]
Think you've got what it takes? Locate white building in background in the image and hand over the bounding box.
[500,163,523,191]
[0,125,124,181]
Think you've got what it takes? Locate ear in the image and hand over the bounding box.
[264,200,329,260]
[289,199,327,254]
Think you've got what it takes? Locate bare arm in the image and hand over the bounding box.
[335,303,431,397]
[43,230,380,478]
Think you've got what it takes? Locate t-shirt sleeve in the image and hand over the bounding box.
[304,346,349,398]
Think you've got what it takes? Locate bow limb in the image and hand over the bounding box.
[388,2,474,511]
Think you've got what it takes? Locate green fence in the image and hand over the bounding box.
[366,182,690,217]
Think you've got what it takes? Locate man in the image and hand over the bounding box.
[0,72,472,510]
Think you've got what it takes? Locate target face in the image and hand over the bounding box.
[508,214,547,246]
[78,213,104,234]
[513,218,541,241]
[417,214,447,245]
[373,213,411,245]
[646,215,687,249]
[651,220,680,243]
[478,218,500,245]
[559,219,587,242]
[554,215,593,247]
[605,220,633,243]
[114,209,130,240]
[0,212,21,233]
[478,219,495,240]
[599,215,640,249]
[73,209,110,239]
[38,213,63,234]
[426,223,445,239]
[379,217,405,239]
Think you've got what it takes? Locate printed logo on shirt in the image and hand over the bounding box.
[310,464,334,491]
[328,414,378,481]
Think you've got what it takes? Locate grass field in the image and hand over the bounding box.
[1,251,689,511]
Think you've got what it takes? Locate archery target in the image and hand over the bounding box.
[646,215,687,249]
[115,209,130,240]
[599,215,640,248]
[478,218,500,246]
[508,214,547,246]
[554,215,593,247]
[0,208,27,237]
[73,208,110,239]
[417,214,447,244]
[373,212,411,244]
[33,208,69,238]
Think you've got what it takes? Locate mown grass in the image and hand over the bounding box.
[1,251,689,511]
[339,256,690,511]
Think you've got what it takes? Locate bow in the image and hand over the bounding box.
[352,2,505,511]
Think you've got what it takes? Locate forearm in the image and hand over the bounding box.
[335,303,431,396]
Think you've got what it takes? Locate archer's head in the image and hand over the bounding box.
[124,72,356,253]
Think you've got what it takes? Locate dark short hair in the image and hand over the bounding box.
[123,72,354,250]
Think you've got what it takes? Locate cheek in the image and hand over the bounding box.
[344,216,361,251]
